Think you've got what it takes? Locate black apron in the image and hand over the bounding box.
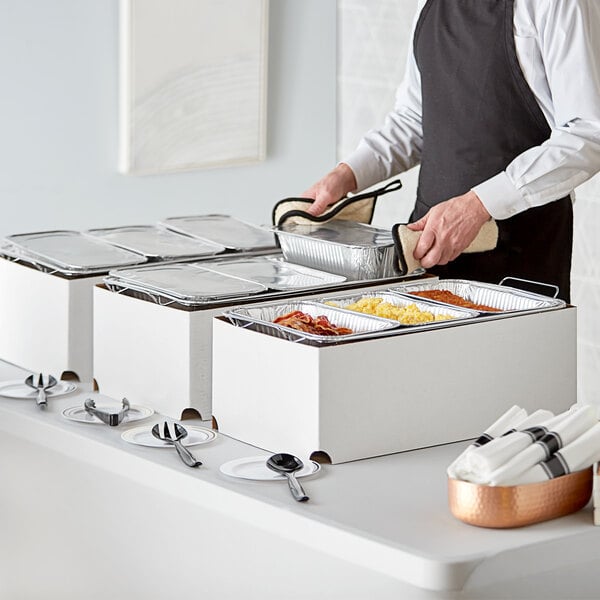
[412,0,573,301]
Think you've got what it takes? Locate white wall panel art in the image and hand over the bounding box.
[119,0,268,174]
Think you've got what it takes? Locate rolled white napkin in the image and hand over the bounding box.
[502,422,600,485]
[453,409,557,482]
[446,405,526,478]
[488,405,598,486]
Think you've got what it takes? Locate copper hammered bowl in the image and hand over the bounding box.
[448,467,593,528]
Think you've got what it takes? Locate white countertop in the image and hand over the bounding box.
[1,360,599,599]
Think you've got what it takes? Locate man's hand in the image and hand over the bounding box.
[301,163,358,216]
[407,191,491,268]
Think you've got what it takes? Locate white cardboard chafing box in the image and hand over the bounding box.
[92,280,420,420]
[0,226,275,384]
[211,306,577,464]
[0,257,103,381]
[93,284,219,419]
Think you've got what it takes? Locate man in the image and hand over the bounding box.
[302,0,600,301]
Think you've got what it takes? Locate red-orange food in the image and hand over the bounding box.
[410,289,501,312]
[273,310,353,335]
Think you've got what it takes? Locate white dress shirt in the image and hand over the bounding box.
[343,0,600,220]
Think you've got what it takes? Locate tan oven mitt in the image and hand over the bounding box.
[392,219,499,275]
[272,179,402,227]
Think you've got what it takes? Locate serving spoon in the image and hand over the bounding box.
[25,373,57,408]
[266,453,309,502]
[151,422,202,468]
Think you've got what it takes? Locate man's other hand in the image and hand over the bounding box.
[407,190,491,268]
[301,163,358,216]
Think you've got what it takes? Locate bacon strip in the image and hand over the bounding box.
[273,311,352,336]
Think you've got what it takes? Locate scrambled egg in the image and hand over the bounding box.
[340,297,453,325]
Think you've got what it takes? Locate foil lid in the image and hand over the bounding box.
[160,214,276,251]
[275,220,394,248]
[201,257,346,291]
[3,230,147,275]
[86,225,225,260]
[107,263,267,304]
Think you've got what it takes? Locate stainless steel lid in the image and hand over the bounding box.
[107,262,267,304]
[275,220,394,248]
[86,225,226,260]
[201,257,346,291]
[4,230,148,274]
[159,214,276,251]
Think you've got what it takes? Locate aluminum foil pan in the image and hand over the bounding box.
[202,257,346,291]
[225,300,398,344]
[160,214,277,251]
[86,225,226,260]
[273,221,396,281]
[320,291,477,326]
[106,263,266,305]
[3,230,147,275]
[392,279,566,314]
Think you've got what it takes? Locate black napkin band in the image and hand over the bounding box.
[473,433,494,447]
[535,431,564,460]
[540,452,570,479]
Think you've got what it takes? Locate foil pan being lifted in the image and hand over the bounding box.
[273,220,397,281]
[320,291,478,326]
[160,214,277,252]
[393,279,566,314]
[225,300,398,344]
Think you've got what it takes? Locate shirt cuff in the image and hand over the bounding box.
[472,172,525,220]
[341,146,389,193]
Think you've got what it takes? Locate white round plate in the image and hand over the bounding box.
[219,456,321,481]
[121,424,216,448]
[62,403,154,425]
[0,379,77,399]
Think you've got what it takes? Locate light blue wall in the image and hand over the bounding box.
[0,0,337,236]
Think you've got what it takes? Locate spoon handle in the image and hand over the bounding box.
[173,440,202,468]
[285,473,309,502]
[36,388,47,408]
